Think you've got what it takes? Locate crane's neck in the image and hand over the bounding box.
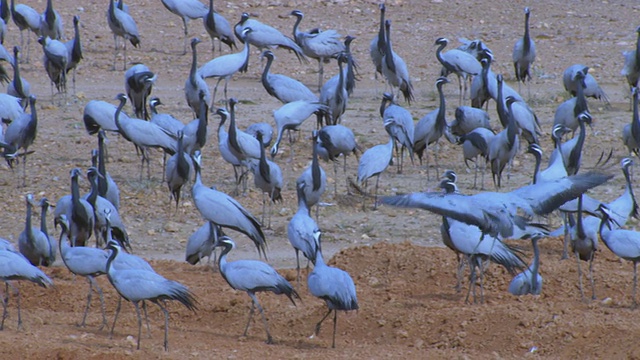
[635,31,640,69]
[505,101,518,147]
[344,40,355,95]
[311,135,321,191]
[531,237,540,291]
[196,101,208,149]
[435,42,448,68]
[496,79,508,128]
[12,48,23,96]
[523,12,531,54]
[531,150,541,184]
[217,244,232,272]
[29,97,37,128]
[336,57,345,98]
[376,8,386,53]
[296,185,310,213]
[258,136,270,184]
[105,243,119,276]
[292,15,303,41]
[623,166,639,218]
[383,23,395,72]
[108,0,117,24]
[379,98,390,118]
[574,75,588,118]
[632,91,640,140]
[239,40,250,73]
[87,173,100,207]
[114,98,126,134]
[576,195,586,239]
[227,103,241,154]
[39,202,49,235]
[98,134,108,197]
[189,44,199,87]
[45,0,54,24]
[25,199,33,235]
[569,116,587,175]
[176,135,190,180]
[435,83,447,132]
[261,55,274,96]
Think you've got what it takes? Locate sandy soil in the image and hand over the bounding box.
[2,0,640,358]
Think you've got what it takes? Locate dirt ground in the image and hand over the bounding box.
[2,0,640,358]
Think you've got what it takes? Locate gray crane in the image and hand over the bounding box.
[203,0,236,53]
[598,205,640,306]
[458,127,494,189]
[37,197,56,262]
[512,7,536,95]
[369,3,386,79]
[319,53,348,125]
[214,107,243,193]
[470,50,494,109]
[261,50,317,104]
[554,68,590,133]
[489,95,520,188]
[246,122,274,148]
[623,88,640,156]
[569,194,597,301]
[234,12,305,62]
[527,142,567,185]
[186,221,222,267]
[198,27,251,106]
[380,92,414,174]
[413,77,450,179]
[184,38,211,118]
[307,231,358,348]
[508,233,543,296]
[84,167,128,247]
[297,131,327,219]
[114,93,178,180]
[96,131,120,209]
[215,236,300,344]
[191,151,267,257]
[105,239,197,351]
[622,26,640,105]
[57,214,109,329]
[0,248,53,330]
[3,95,37,187]
[125,64,156,120]
[182,91,209,155]
[288,182,319,286]
[39,35,68,99]
[435,37,481,105]
[107,0,140,71]
[549,112,591,176]
[248,131,282,229]
[83,99,123,135]
[225,99,261,169]
[563,64,609,106]
[0,43,11,84]
[439,179,527,303]
[290,9,344,91]
[496,73,540,145]
[356,128,394,211]
[53,168,95,247]
[270,100,327,160]
[63,15,83,95]
[325,35,357,97]
[166,130,193,211]
[450,106,491,137]
[7,46,30,108]
[149,98,184,137]
[160,0,208,55]
[382,20,413,104]
[18,194,55,267]
[0,93,23,124]
[10,0,40,63]
[379,171,613,243]
[39,0,62,40]
[316,124,360,195]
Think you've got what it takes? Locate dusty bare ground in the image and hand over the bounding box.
[2,0,640,358]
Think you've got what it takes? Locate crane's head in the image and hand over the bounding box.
[149,97,161,108]
[438,179,458,194]
[240,13,250,23]
[115,93,127,103]
[496,74,503,83]
[435,76,449,88]
[192,150,202,169]
[524,7,530,15]
[57,214,70,234]
[260,50,274,61]
[442,170,457,183]
[344,35,356,47]
[526,143,543,158]
[25,193,35,206]
[379,3,385,12]
[39,197,53,211]
[577,111,592,126]
[505,95,517,107]
[241,27,253,40]
[73,15,79,26]
[190,37,201,48]
[434,37,449,47]
[215,107,229,120]
[636,26,640,34]
[622,157,634,172]
[290,9,303,18]
[215,236,235,251]
[551,124,570,143]
[70,167,82,180]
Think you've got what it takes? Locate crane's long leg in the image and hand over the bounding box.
[575,251,585,301]
[295,250,301,288]
[331,309,338,348]
[123,41,127,71]
[110,297,122,338]
[373,174,381,210]
[243,297,255,336]
[1,282,9,330]
[634,262,638,308]
[133,302,142,350]
[313,308,332,336]
[247,292,272,344]
[157,300,170,351]
[112,35,118,71]
[212,77,223,107]
[14,283,21,330]
[562,214,570,260]
[317,59,323,93]
[182,18,189,55]
[142,300,151,337]
[589,257,596,300]
[79,277,94,327]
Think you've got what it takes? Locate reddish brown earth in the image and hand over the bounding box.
[2,0,640,358]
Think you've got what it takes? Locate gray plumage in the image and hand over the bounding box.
[382,20,413,104]
[198,28,251,106]
[528,142,567,185]
[623,88,640,156]
[508,234,543,296]
[307,232,358,348]
[184,38,211,118]
[39,0,62,40]
[554,68,590,133]
[489,94,520,188]
[0,93,24,124]
[0,248,53,330]
[10,0,40,63]
[296,131,327,218]
[191,151,267,257]
[357,130,394,210]
[248,132,282,228]
[563,64,609,105]
[290,9,344,91]
[18,194,55,267]
[512,7,536,86]
[160,0,208,55]
[413,77,449,177]
[316,124,359,195]
[458,127,495,189]
[234,12,305,62]
[435,37,481,105]
[569,195,597,301]
[53,168,95,247]
[3,95,37,186]
[166,130,193,210]
[149,98,183,137]
[125,64,156,120]
[203,0,236,53]
[226,99,261,162]
[621,26,640,93]
[83,100,124,135]
[39,35,68,96]
[549,112,591,176]
[64,15,83,95]
[84,167,128,248]
[107,0,140,70]
[369,3,386,78]
[246,122,274,148]
[380,171,613,240]
[7,46,30,108]
[319,53,349,125]
[270,100,327,158]
[105,239,197,351]
[215,108,243,191]
[381,92,414,174]
[185,221,222,266]
[57,214,109,329]
[215,236,299,344]
[470,51,494,109]
[182,91,209,156]
[288,182,319,285]
[261,50,317,104]
[96,131,120,210]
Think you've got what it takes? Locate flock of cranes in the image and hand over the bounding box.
[1,0,640,353]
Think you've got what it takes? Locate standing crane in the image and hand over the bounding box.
[203,0,235,53]
[160,0,208,55]
[435,37,481,105]
[2,95,37,187]
[107,0,140,71]
[512,7,536,95]
[184,38,211,118]
[10,0,40,63]
[18,194,55,267]
[125,64,156,120]
[381,20,413,103]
